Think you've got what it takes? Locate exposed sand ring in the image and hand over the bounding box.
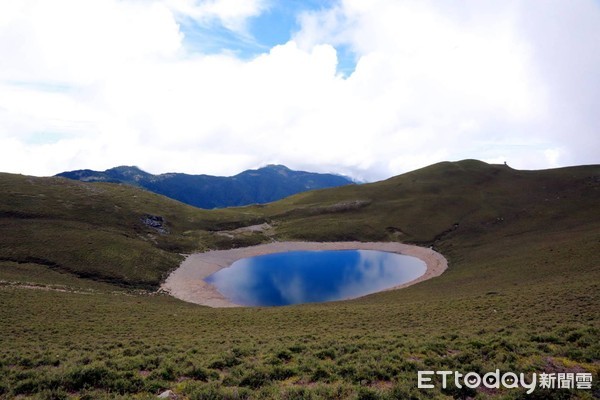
[161,241,448,308]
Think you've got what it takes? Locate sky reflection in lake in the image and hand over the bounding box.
[204,250,426,306]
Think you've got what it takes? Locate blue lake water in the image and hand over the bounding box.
[204,250,426,306]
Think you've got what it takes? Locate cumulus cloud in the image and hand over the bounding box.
[0,0,598,180]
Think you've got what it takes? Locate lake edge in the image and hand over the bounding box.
[161,241,448,308]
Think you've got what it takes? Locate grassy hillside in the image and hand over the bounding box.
[260,160,598,243]
[0,160,598,399]
[0,173,265,288]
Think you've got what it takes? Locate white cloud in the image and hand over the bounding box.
[0,0,183,85]
[164,0,268,33]
[0,0,598,180]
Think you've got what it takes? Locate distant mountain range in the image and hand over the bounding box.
[56,165,354,209]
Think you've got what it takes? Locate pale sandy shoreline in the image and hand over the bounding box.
[160,241,448,308]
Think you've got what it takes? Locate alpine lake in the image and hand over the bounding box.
[205,249,426,306]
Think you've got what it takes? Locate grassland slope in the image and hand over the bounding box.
[0,173,262,288]
[262,159,599,244]
[1,160,598,288]
[0,160,598,399]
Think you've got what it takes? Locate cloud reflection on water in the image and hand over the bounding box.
[205,250,426,306]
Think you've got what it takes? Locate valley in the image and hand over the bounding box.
[0,160,598,399]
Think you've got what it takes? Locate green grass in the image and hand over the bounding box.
[0,173,267,288]
[0,160,598,399]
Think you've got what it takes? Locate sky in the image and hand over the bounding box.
[0,0,599,182]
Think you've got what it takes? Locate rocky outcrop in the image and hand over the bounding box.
[141,214,169,234]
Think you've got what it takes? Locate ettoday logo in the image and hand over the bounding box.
[418,370,593,394]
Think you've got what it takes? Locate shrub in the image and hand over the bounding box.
[281,386,314,400]
[64,364,114,391]
[276,349,293,362]
[315,349,336,360]
[186,365,211,381]
[268,365,296,381]
[239,369,270,389]
[12,378,40,395]
[310,366,332,382]
[356,387,382,400]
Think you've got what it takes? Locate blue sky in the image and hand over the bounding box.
[0,0,599,181]
[179,0,357,75]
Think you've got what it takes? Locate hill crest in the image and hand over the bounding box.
[56,165,354,209]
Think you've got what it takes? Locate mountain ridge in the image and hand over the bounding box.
[3,158,597,289]
[56,164,354,209]
[1,159,598,398]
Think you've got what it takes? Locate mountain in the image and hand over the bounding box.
[56,164,354,209]
[5,158,598,288]
[1,159,598,398]
[248,159,599,247]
